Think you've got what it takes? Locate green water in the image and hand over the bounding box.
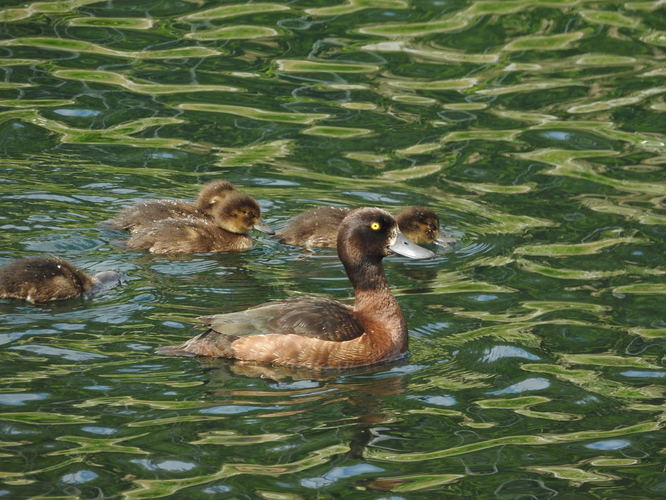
[1,0,665,497]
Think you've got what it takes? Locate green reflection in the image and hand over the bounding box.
[367,422,660,462]
[54,69,242,94]
[67,17,154,29]
[0,37,220,59]
[124,445,348,499]
[177,103,329,124]
[178,3,289,22]
[186,26,280,40]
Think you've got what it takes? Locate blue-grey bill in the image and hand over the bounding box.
[390,231,435,259]
[254,221,275,234]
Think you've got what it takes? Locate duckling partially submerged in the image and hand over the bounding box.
[276,205,455,249]
[157,207,435,369]
[126,191,273,254]
[0,256,120,303]
[108,180,236,233]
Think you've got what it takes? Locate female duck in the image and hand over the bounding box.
[157,207,434,369]
[276,205,454,249]
[108,180,236,233]
[126,191,273,254]
[0,256,120,303]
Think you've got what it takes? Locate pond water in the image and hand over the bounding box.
[1,0,665,497]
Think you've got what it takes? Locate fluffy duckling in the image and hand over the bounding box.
[276,205,454,249]
[0,256,120,303]
[157,208,435,369]
[108,180,236,233]
[126,191,273,254]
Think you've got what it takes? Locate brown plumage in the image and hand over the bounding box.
[276,205,453,249]
[157,207,435,369]
[108,180,236,233]
[125,191,272,254]
[0,256,120,303]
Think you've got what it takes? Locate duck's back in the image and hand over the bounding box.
[0,257,94,302]
[108,200,201,233]
[277,206,350,248]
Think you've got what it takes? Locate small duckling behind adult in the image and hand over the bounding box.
[276,205,455,249]
[125,191,273,254]
[108,180,236,233]
[0,256,121,303]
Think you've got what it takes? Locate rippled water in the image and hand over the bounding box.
[1,0,665,497]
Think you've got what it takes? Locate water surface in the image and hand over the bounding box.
[1,0,665,498]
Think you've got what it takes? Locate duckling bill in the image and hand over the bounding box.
[157,208,434,369]
[0,256,120,303]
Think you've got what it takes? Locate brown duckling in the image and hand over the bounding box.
[276,205,454,249]
[125,191,274,254]
[108,180,236,233]
[157,207,435,369]
[0,256,120,303]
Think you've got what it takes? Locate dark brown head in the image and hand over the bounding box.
[196,180,237,214]
[337,208,434,290]
[395,206,441,245]
[210,192,266,235]
[337,208,399,264]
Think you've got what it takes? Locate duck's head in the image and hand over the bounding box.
[196,180,237,214]
[211,192,274,235]
[338,207,435,264]
[396,207,452,247]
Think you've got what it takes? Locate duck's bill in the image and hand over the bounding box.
[88,270,122,296]
[434,233,459,247]
[390,231,435,259]
[253,221,275,234]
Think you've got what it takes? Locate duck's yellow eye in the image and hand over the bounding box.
[370,222,381,231]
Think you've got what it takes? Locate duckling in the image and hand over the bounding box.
[276,205,454,249]
[125,191,274,254]
[108,180,236,233]
[157,207,435,369]
[0,256,120,303]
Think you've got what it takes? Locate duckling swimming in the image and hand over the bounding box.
[157,207,435,369]
[125,191,273,254]
[108,180,236,233]
[0,256,120,303]
[276,205,454,249]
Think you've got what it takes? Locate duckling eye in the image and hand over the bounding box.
[370,222,381,231]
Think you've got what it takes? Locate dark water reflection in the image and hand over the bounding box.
[1,0,666,497]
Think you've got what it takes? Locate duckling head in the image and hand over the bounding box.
[196,180,237,214]
[211,192,273,235]
[395,207,443,246]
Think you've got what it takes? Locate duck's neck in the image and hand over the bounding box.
[345,257,407,355]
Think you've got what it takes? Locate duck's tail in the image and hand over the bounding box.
[156,329,237,358]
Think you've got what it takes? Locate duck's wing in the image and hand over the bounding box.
[156,297,364,358]
[200,297,363,342]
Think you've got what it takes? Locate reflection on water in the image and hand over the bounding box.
[1,0,665,497]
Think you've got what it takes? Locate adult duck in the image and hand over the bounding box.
[157,207,434,368]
